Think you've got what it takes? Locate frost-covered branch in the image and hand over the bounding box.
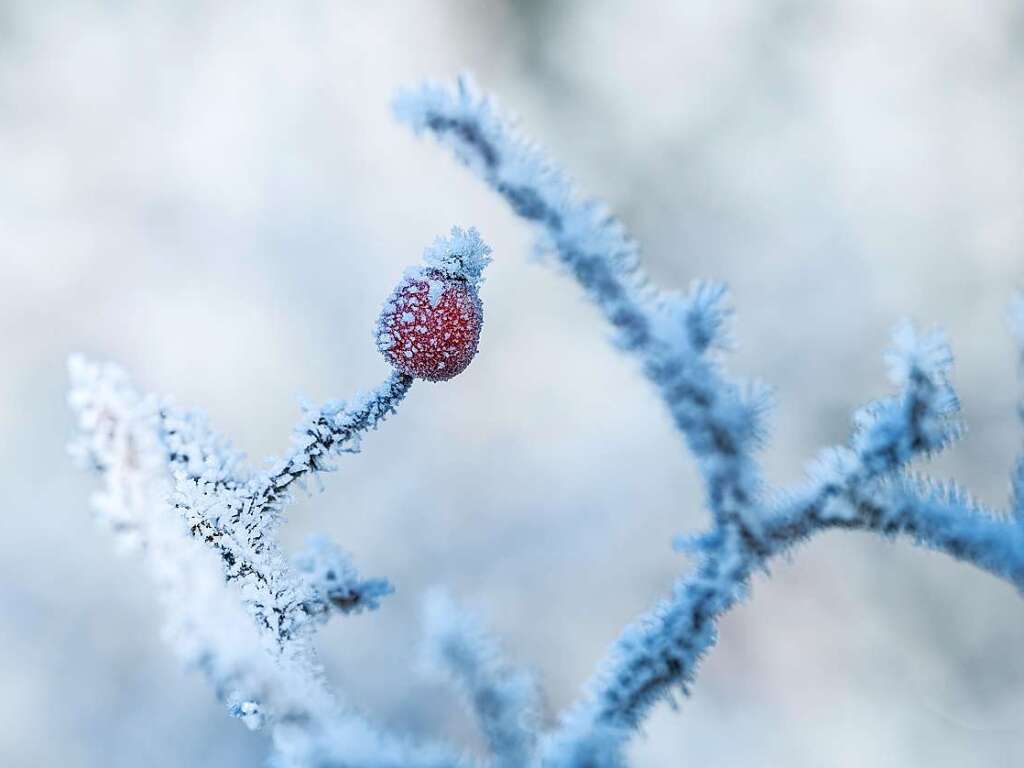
[421,590,539,768]
[256,372,414,526]
[68,356,277,729]
[395,77,766,534]
[295,535,395,621]
[538,324,984,766]
[168,372,410,653]
[764,477,1024,587]
[398,76,1024,767]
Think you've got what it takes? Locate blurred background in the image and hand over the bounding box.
[2,1,1023,766]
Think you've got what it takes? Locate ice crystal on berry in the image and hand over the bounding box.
[422,225,492,287]
[376,228,489,381]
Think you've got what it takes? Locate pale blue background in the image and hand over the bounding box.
[1,2,1023,766]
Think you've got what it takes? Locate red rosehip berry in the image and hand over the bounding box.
[376,269,483,381]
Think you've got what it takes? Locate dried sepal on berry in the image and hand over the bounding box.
[376,227,491,382]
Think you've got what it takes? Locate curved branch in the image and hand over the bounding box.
[539,323,970,763]
[764,478,1024,590]
[540,477,1024,766]
[397,76,1024,768]
[395,76,766,531]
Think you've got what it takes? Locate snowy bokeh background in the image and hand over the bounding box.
[2,1,1024,766]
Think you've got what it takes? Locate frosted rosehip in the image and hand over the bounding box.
[376,269,483,382]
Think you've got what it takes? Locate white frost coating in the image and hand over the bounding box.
[420,225,492,287]
[67,357,328,734]
[427,279,444,308]
[67,356,277,728]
